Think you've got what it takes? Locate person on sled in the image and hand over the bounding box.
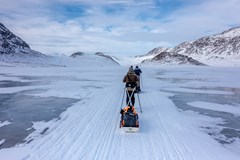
[134,66,142,92]
[123,67,139,106]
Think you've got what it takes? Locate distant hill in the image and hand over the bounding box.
[70,52,85,58]
[70,51,119,65]
[95,52,119,64]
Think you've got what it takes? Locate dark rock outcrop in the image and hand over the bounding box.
[70,52,85,58]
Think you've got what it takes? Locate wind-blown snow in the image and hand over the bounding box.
[0,56,240,160]
[0,121,11,128]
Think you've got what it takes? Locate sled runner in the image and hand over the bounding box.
[121,126,139,132]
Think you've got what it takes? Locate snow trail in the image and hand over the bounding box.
[25,85,122,160]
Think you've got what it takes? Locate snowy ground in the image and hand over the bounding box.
[0,56,240,160]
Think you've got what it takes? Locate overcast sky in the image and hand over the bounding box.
[1,0,240,56]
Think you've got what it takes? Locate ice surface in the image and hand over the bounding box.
[0,56,240,160]
[188,101,240,116]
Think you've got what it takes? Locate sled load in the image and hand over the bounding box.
[120,106,139,132]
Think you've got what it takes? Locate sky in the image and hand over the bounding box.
[0,0,240,56]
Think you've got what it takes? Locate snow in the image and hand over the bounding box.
[188,54,240,67]
[0,121,11,128]
[0,140,5,146]
[188,101,240,116]
[113,56,138,66]
[0,56,240,160]
[215,27,240,39]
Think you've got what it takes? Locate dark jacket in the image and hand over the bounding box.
[134,68,142,76]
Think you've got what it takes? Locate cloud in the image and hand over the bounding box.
[159,0,240,40]
[1,0,240,56]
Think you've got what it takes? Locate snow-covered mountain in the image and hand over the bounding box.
[173,27,240,56]
[2,21,239,66]
[142,51,204,65]
[139,27,240,66]
[131,47,173,65]
[0,23,47,63]
[136,47,203,66]
[172,27,240,66]
[137,47,171,58]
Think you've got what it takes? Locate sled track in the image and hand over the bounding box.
[25,86,122,160]
[146,92,186,160]
[143,91,211,160]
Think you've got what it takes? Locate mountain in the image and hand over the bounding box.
[0,23,29,55]
[137,47,203,65]
[0,23,47,63]
[137,47,171,58]
[140,26,240,66]
[68,51,120,66]
[70,51,119,65]
[172,27,240,66]
[132,47,174,65]
[142,51,204,65]
[95,52,119,64]
[0,23,45,56]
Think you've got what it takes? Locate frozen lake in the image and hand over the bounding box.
[151,66,240,145]
[0,63,240,160]
[0,78,79,149]
[167,87,240,144]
